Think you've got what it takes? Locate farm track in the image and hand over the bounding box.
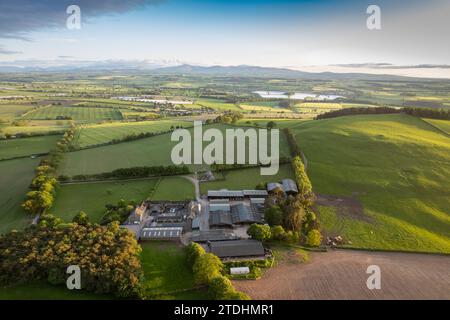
[233,249,450,300]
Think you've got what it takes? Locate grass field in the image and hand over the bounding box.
[23,106,123,121]
[0,135,60,160]
[0,104,37,119]
[422,118,450,135]
[0,158,39,235]
[73,119,191,147]
[196,98,241,112]
[52,179,159,223]
[0,282,111,300]
[140,242,208,299]
[61,124,291,176]
[150,177,195,201]
[200,164,295,194]
[292,114,450,253]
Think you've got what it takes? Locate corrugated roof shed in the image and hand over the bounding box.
[209,210,233,227]
[208,190,244,198]
[230,203,260,224]
[243,190,268,197]
[209,240,265,258]
[281,178,298,193]
[140,227,182,240]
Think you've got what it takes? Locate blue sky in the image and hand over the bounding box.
[0,0,449,75]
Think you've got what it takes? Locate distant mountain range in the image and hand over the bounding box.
[0,61,442,81]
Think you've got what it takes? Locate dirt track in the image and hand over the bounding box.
[232,249,450,300]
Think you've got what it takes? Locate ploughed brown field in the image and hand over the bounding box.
[232,249,450,300]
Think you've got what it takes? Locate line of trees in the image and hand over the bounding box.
[283,128,301,157]
[185,243,250,300]
[22,123,77,215]
[61,165,190,182]
[315,106,450,120]
[0,215,144,298]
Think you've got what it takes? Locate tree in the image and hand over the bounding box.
[306,229,323,247]
[185,242,206,267]
[73,211,90,226]
[247,224,271,241]
[271,225,288,241]
[193,253,223,285]
[264,205,283,226]
[266,121,276,130]
[208,275,234,300]
[283,196,306,232]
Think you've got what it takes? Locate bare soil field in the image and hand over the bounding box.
[233,249,450,300]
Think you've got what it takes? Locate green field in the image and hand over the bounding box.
[150,177,195,201]
[52,179,159,223]
[74,119,191,147]
[292,114,450,253]
[423,118,450,135]
[0,158,39,235]
[200,163,295,194]
[0,104,36,119]
[61,124,291,176]
[23,106,123,121]
[0,282,111,300]
[141,242,208,299]
[0,135,60,160]
[196,98,242,112]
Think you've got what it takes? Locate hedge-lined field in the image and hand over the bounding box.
[0,158,39,234]
[73,120,191,147]
[292,114,450,253]
[61,124,291,176]
[23,106,123,121]
[0,135,61,160]
[52,179,159,223]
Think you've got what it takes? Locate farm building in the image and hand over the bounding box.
[207,189,268,200]
[140,227,182,241]
[207,240,265,259]
[230,203,261,224]
[267,178,298,195]
[209,203,262,228]
[190,230,239,242]
[209,210,233,228]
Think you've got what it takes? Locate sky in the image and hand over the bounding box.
[0,0,449,77]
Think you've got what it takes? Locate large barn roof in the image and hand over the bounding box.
[209,240,265,258]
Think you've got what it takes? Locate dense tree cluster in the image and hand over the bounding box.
[213,111,243,124]
[403,107,450,120]
[0,215,144,298]
[65,165,190,182]
[259,155,322,247]
[185,243,250,300]
[100,200,137,225]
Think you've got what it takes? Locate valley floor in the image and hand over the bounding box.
[233,249,450,300]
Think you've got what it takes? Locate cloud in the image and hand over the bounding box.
[0,0,163,39]
[0,46,22,55]
[333,63,450,70]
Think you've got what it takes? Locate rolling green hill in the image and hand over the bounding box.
[291,114,450,253]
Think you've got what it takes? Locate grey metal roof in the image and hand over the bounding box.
[190,230,239,242]
[243,190,268,197]
[208,190,244,198]
[209,203,231,212]
[267,182,283,192]
[140,227,182,239]
[209,240,265,258]
[281,179,299,193]
[209,211,233,227]
[230,203,260,224]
